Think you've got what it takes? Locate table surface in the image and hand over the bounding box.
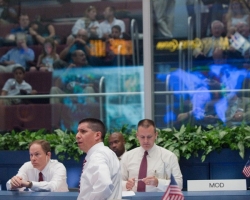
[0,190,250,200]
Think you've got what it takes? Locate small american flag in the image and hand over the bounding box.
[162,174,184,200]
[243,159,250,178]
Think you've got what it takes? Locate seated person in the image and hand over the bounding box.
[0,66,37,105]
[224,94,250,124]
[90,25,131,67]
[0,33,35,72]
[0,0,17,24]
[99,6,125,40]
[225,0,250,32]
[121,119,183,192]
[5,13,33,46]
[59,29,91,64]
[111,25,130,40]
[67,5,101,44]
[50,49,95,104]
[6,139,68,192]
[176,86,221,128]
[29,21,58,45]
[30,38,59,72]
[193,20,227,65]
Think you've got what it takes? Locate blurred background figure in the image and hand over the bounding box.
[67,5,101,44]
[0,0,17,24]
[153,0,176,38]
[108,132,126,160]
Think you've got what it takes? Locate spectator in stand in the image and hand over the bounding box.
[225,0,250,32]
[99,6,125,40]
[0,0,17,24]
[193,20,227,64]
[90,25,131,66]
[67,5,101,45]
[29,21,58,45]
[50,49,95,104]
[236,21,250,41]
[0,66,37,106]
[111,25,130,40]
[60,29,91,64]
[5,13,33,46]
[0,33,34,72]
[30,38,59,72]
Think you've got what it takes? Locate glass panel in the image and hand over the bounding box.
[153,0,250,129]
[0,0,143,132]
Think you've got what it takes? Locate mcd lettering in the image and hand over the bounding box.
[209,183,224,188]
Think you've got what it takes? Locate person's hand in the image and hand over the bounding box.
[126,178,135,190]
[29,28,38,36]
[142,176,158,187]
[75,38,86,46]
[103,33,110,41]
[4,60,15,65]
[89,26,98,34]
[233,111,244,122]
[10,176,23,189]
[68,63,76,68]
[31,90,37,95]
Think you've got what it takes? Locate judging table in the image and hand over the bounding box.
[1,191,250,200]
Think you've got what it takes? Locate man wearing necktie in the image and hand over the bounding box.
[193,20,228,64]
[6,140,68,192]
[121,119,183,192]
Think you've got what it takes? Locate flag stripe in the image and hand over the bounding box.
[162,175,184,200]
[243,160,250,178]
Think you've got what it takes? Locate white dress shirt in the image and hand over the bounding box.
[71,18,101,38]
[6,159,68,192]
[2,78,32,95]
[99,18,125,38]
[121,144,183,192]
[78,142,122,200]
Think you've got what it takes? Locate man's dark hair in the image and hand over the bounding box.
[13,66,25,74]
[29,140,51,154]
[137,119,156,132]
[19,13,29,18]
[71,50,85,58]
[112,25,121,32]
[78,118,106,141]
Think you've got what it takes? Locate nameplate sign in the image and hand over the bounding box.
[187,179,246,191]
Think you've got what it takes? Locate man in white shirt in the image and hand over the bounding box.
[121,119,183,192]
[108,132,126,161]
[6,140,68,192]
[99,6,125,39]
[76,118,122,200]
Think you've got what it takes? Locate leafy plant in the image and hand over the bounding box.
[1,124,250,162]
[0,129,83,162]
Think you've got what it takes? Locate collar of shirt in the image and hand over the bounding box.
[139,144,157,158]
[85,142,104,162]
[39,159,55,180]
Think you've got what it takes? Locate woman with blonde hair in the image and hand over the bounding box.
[226,0,250,31]
[67,6,100,44]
